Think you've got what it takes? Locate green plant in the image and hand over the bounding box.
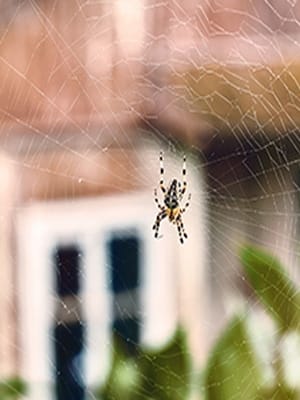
[204,315,262,400]
[95,329,190,400]
[138,328,190,400]
[241,245,300,333]
[0,377,26,399]
[96,244,300,400]
[203,244,300,400]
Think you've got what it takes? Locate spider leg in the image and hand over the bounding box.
[181,154,187,196]
[181,193,191,213]
[153,209,167,238]
[159,151,166,194]
[176,214,188,244]
[154,188,164,210]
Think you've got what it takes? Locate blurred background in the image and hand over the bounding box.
[1,1,300,399]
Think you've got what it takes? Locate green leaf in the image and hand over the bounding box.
[258,384,298,400]
[139,328,191,400]
[240,245,300,333]
[96,334,143,400]
[204,315,262,400]
[0,377,26,399]
[96,329,190,400]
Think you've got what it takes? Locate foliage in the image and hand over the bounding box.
[204,315,262,400]
[203,244,300,400]
[0,377,26,399]
[96,329,190,400]
[95,335,142,400]
[138,328,190,400]
[97,244,300,400]
[240,245,300,333]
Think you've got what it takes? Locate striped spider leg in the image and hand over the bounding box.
[159,151,166,194]
[180,154,187,198]
[152,209,167,238]
[181,193,191,213]
[175,214,188,244]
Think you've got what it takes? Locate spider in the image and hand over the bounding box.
[152,151,191,244]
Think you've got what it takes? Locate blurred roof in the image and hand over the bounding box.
[0,0,300,149]
[173,62,300,135]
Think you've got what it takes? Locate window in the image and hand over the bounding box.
[53,245,86,400]
[17,193,168,399]
[107,234,141,355]
[54,245,81,296]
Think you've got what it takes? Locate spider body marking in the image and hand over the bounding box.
[153,152,191,244]
[164,179,180,210]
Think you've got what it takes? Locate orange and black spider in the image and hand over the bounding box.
[152,151,191,244]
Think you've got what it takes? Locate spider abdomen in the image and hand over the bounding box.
[164,179,179,209]
[166,207,180,222]
[164,195,179,209]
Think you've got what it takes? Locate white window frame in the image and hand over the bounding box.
[17,192,178,400]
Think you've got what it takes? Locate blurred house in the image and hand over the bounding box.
[0,1,299,399]
[0,2,206,400]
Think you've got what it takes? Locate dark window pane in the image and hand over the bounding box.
[54,322,85,400]
[53,245,82,297]
[108,236,140,293]
[113,319,139,347]
[107,234,141,354]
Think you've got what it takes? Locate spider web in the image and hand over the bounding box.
[1,1,300,399]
